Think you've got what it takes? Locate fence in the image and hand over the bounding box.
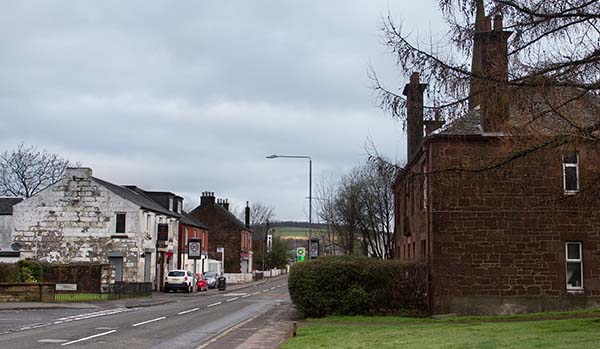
[54,282,152,302]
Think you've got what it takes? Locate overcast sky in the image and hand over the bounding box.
[0,1,446,221]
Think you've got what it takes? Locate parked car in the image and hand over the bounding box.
[164,270,194,293]
[203,271,219,289]
[195,273,208,292]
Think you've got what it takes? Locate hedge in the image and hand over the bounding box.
[288,256,428,318]
[0,261,49,283]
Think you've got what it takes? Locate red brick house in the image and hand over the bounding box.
[394,9,600,314]
[178,213,209,273]
[189,192,253,273]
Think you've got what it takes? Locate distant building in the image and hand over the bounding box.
[0,198,23,259]
[189,192,253,273]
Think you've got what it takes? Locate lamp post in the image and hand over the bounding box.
[266,154,313,260]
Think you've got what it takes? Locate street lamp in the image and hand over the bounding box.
[266,154,313,260]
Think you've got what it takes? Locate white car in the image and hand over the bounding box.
[164,270,194,293]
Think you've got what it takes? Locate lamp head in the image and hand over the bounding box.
[266,154,278,159]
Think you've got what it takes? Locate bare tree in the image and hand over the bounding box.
[317,159,398,258]
[0,143,74,198]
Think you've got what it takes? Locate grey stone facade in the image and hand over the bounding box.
[12,168,179,289]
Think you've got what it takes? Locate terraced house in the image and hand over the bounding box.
[394,7,600,315]
[11,167,180,290]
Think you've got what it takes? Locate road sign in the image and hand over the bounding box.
[217,247,224,253]
[296,247,306,262]
[188,238,202,259]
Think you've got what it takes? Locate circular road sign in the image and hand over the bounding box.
[296,248,305,256]
[189,241,201,258]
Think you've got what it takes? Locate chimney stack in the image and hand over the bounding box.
[424,110,445,135]
[245,201,250,228]
[200,191,215,207]
[469,1,512,132]
[403,72,427,163]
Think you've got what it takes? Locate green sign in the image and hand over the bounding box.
[296,247,306,262]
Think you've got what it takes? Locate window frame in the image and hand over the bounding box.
[563,152,579,194]
[565,241,584,291]
[115,212,126,235]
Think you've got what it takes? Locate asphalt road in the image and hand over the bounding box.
[0,277,289,348]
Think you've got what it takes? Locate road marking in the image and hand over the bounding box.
[207,302,222,307]
[277,285,282,288]
[252,292,260,295]
[38,339,68,343]
[223,293,246,297]
[241,294,251,298]
[132,317,166,327]
[56,308,129,321]
[270,287,276,290]
[61,330,117,346]
[262,289,269,293]
[178,308,199,315]
[225,297,239,302]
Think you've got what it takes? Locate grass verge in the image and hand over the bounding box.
[283,311,600,349]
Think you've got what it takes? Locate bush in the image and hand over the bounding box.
[288,256,428,318]
[0,263,20,282]
[17,260,47,282]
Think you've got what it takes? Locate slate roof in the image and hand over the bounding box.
[0,198,23,215]
[92,177,178,217]
[437,108,484,136]
[180,212,208,230]
[190,203,251,232]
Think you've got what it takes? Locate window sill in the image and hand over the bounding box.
[564,191,579,196]
[111,234,129,239]
[567,288,584,295]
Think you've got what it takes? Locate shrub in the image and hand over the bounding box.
[0,263,20,282]
[288,256,428,318]
[17,260,47,282]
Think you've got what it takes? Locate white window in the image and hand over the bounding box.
[566,242,583,290]
[563,152,579,193]
[169,197,174,211]
[146,214,151,232]
[178,200,183,214]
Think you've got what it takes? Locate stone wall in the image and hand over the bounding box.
[0,216,13,250]
[12,168,145,282]
[395,138,600,315]
[0,283,55,302]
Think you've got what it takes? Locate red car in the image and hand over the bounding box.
[195,273,208,292]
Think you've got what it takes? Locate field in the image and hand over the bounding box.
[282,311,600,349]
[273,226,324,238]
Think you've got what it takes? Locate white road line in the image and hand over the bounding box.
[178,308,199,315]
[277,285,282,288]
[207,302,222,307]
[262,289,269,293]
[225,297,239,302]
[252,292,260,295]
[132,317,166,327]
[61,330,117,346]
[270,287,276,290]
[241,294,251,298]
[38,339,68,343]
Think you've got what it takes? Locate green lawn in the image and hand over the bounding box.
[283,315,600,348]
[54,293,109,302]
[275,227,325,238]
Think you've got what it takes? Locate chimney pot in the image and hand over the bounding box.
[483,16,491,31]
[403,72,427,163]
[493,15,503,31]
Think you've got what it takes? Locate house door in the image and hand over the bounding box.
[109,257,123,282]
[144,253,152,282]
[241,260,248,273]
[156,252,165,291]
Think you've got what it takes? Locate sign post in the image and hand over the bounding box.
[188,238,202,292]
[217,247,225,275]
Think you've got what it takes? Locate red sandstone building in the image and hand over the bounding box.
[189,192,253,273]
[394,7,600,314]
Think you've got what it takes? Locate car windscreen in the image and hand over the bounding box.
[168,271,185,277]
[204,272,217,278]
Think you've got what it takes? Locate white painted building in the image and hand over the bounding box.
[11,167,179,290]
